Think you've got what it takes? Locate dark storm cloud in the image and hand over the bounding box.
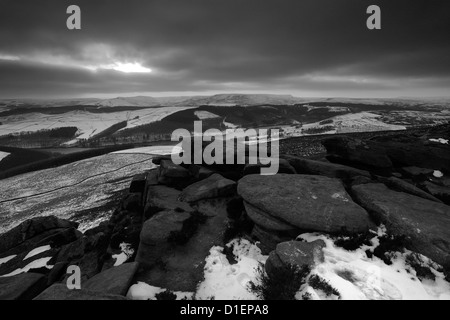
[0,0,449,98]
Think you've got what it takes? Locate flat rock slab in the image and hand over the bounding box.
[378,176,442,203]
[352,183,450,268]
[135,196,230,292]
[243,158,296,175]
[244,201,298,232]
[265,240,325,278]
[159,159,190,178]
[0,272,47,300]
[144,185,193,218]
[401,166,434,178]
[424,181,450,204]
[179,173,236,202]
[137,210,191,265]
[238,174,372,233]
[34,284,127,300]
[283,155,371,181]
[83,262,139,296]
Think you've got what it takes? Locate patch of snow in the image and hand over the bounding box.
[112,243,135,267]
[195,239,267,300]
[433,170,444,178]
[429,138,448,145]
[194,110,220,120]
[127,282,194,300]
[297,231,450,300]
[0,151,10,162]
[0,255,16,266]
[23,245,51,260]
[112,145,182,156]
[0,257,53,277]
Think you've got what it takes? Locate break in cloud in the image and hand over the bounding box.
[0,0,449,98]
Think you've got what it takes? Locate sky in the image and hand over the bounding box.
[0,0,449,99]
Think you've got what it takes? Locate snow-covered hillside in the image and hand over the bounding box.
[0,106,194,143]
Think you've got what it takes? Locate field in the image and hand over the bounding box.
[0,153,156,233]
[0,106,195,146]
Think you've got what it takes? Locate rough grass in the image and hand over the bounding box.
[308,274,341,298]
[249,263,310,300]
[405,253,436,281]
[334,231,375,251]
[155,290,177,300]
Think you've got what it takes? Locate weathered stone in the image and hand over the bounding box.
[424,181,450,205]
[244,201,297,232]
[34,283,127,300]
[283,155,371,182]
[322,136,393,174]
[56,233,109,282]
[136,210,191,266]
[0,227,81,259]
[350,175,374,187]
[157,159,192,188]
[352,183,450,268]
[251,225,293,254]
[188,164,215,181]
[401,166,434,179]
[0,272,47,300]
[0,216,78,255]
[159,159,190,178]
[238,174,372,234]
[46,261,68,286]
[134,204,228,292]
[377,176,443,203]
[144,185,193,219]
[265,240,325,278]
[243,158,296,176]
[383,142,450,173]
[179,174,236,202]
[83,262,139,296]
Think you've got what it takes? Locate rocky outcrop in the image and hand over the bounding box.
[134,202,229,292]
[157,159,192,189]
[423,181,450,205]
[377,176,442,203]
[178,173,236,203]
[282,155,371,182]
[322,136,393,174]
[352,183,450,268]
[144,185,194,219]
[243,158,296,176]
[401,166,434,180]
[83,262,139,296]
[0,273,47,300]
[136,210,191,266]
[0,216,79,256]
[382,142,450,173]
[238,174,373,234]
[265,240,325,278]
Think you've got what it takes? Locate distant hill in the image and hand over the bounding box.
[84,96,161,107]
